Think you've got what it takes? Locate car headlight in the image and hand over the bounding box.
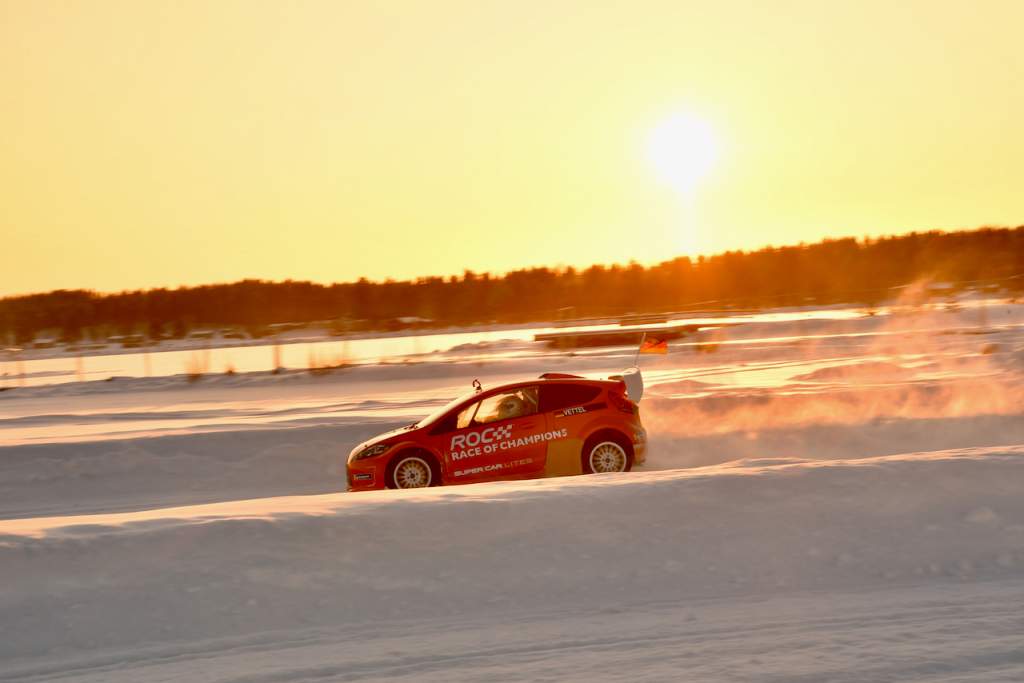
[353,443,393,461]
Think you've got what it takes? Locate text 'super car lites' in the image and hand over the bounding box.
[347,371,646,490]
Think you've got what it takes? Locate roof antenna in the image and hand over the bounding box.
[472,379,482,393]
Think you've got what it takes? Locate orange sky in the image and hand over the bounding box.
[2,0,1022,296]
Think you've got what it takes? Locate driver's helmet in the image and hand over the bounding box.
[497,395,525,419]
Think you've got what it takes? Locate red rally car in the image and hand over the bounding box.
[347,371,647,490]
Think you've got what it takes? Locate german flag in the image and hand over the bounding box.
[639,334,668,354]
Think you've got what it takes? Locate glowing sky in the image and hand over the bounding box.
[2,0,1022,295]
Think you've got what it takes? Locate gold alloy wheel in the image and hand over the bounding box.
[393,456,432,488]
[589,441,628,473]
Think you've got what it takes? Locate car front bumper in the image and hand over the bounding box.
[346,459,387,491]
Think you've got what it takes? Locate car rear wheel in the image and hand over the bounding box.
[387,452,439,489]
[584,437,632,474]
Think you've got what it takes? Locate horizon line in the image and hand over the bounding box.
[5,224,1021,301]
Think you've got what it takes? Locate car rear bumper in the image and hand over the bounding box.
[633,442,647,466]
[632,425,648,465]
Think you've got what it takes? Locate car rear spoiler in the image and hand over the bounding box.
[608,367,643,402]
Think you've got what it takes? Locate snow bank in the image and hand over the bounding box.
[2,446,1023,665]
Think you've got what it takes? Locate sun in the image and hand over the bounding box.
[646,112,720,193]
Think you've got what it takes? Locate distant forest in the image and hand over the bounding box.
[3,227,1023,344]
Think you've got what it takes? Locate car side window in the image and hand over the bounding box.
[456,402,478,429]
[539,384,601,413]
[468,387,538,425]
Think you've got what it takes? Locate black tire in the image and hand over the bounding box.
[385,450,442,489]
[581,431,634,474]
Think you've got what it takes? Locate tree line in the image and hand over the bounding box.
[3,226,1022,344]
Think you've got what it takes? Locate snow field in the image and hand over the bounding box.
[2,297,1024,680]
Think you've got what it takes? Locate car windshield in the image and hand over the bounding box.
[414,389,476,428]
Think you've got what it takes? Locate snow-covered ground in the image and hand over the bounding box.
[2,297,1024,680]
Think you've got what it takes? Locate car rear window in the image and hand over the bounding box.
[539,383,601,413]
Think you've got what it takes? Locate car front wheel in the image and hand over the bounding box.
[388,453,439,489]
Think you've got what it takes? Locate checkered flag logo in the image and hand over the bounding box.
[493,424,514,440]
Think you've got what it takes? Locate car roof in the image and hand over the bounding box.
[476,374,615,395]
